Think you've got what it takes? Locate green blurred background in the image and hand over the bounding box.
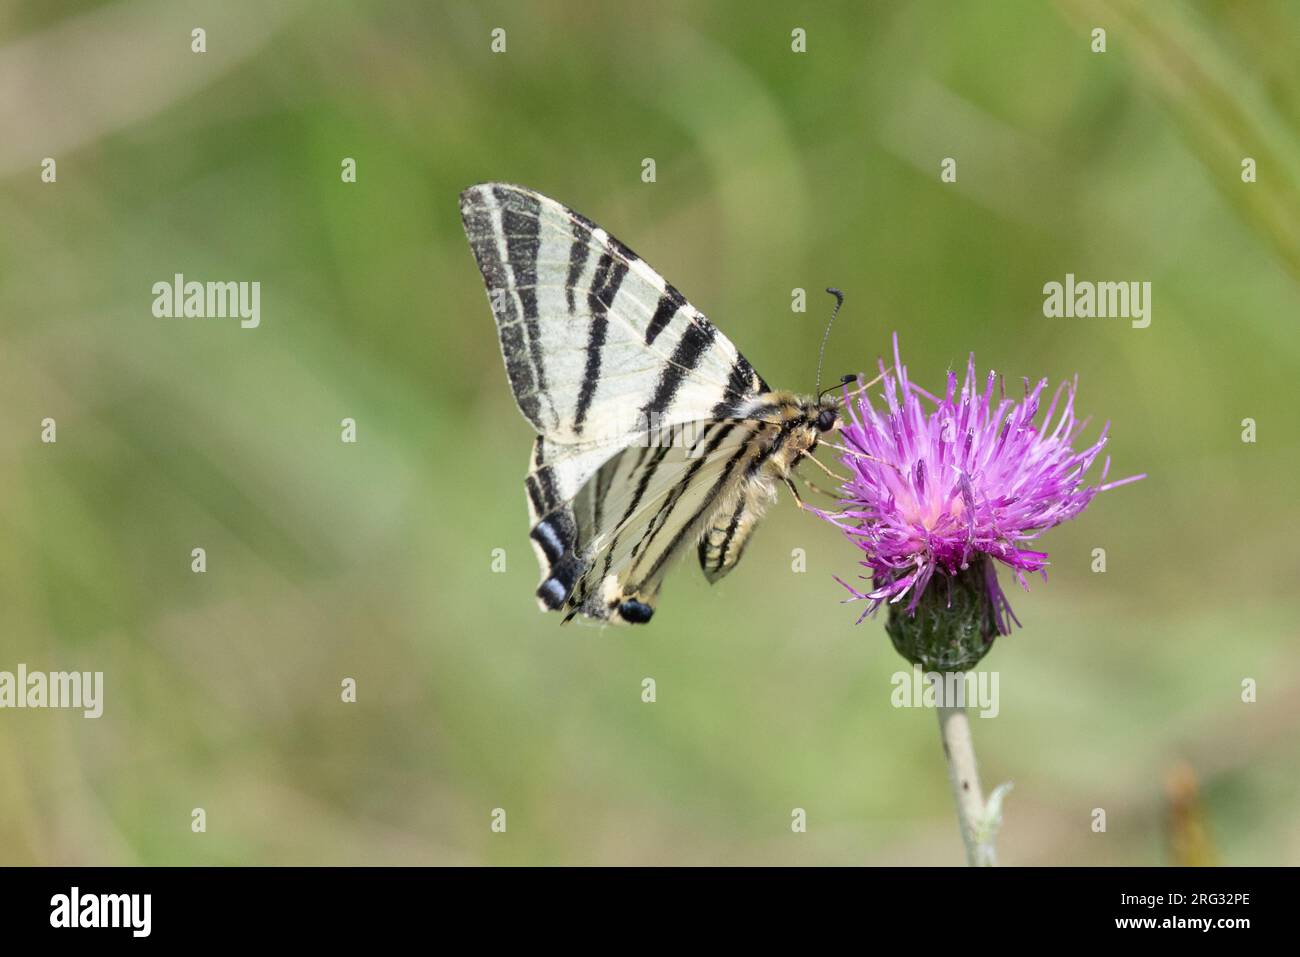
[1,0,1297,865]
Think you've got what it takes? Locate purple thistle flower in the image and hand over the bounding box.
[816,334,1144,639]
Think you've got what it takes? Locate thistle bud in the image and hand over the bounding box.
[884,557,1000,672]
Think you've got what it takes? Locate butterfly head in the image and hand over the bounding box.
[809,372,856,433]
[774,391,843,467]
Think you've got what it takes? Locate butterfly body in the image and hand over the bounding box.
[460,183,838,625]
[696,391,830,579]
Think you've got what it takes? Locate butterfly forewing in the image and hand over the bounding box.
[460,183,767,442]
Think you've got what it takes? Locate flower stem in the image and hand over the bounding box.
[936,702,998,866]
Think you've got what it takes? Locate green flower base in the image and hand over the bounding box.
[885,557,1000,672]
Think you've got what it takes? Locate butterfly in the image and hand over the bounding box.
[460,183,861,625]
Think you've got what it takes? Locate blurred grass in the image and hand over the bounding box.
[0,0,1297,865]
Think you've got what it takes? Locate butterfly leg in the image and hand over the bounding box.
[817,439,890,470]
[797,473,840,500]
[802,452,849,485]
[783,477,812,510]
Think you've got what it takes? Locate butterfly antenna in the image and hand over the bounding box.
[815,287,845,396]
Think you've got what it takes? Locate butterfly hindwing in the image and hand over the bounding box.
[565,420,774,622]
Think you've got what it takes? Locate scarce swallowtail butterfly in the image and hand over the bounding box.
[460,183,859,625]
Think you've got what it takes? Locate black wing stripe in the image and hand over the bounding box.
[564,217,589,314]
[630,424,729,561]
[573,253,629,434]
[462,199,543,426]
[493,187,552,426]
[590,445,630,540]
[573,311,608,435]
[524,463,561,517]
[585,430,678,604]
[712,354,769,418]
[645,286,686,345]
[634,431,758,590]
[640,321,717,421]
[525,474,544,515]
[709,494,751,573]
